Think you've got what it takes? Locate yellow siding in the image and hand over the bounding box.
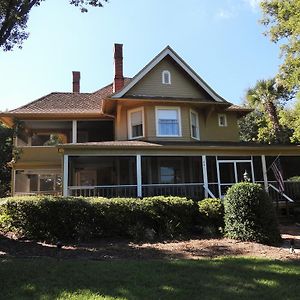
[14,146,62,169]
[125,57,210,99]
[115,102,240,142]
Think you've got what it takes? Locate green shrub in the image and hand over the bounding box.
[224,182,281,245]
[0,195,197,242]
[198,198,224,232]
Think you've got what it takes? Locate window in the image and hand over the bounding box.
[156,107,181,136]
[190,109,200,139]
[128,107,144,139]
[218,114,227,127]
[162,70,171,85]
[159,159,183,184]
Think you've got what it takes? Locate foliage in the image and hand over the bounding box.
[260,0,300,92]
[0,0,108,51]
[224,182,281,245]
[239,78,295,144]
[0,196,197,241]
[0,122,13,197]
[280,97,300,143]
[198,198,224,232]
[43,134,63,146]
[245,78,294,141]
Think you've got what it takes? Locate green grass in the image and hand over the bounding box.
[1,257,300,300]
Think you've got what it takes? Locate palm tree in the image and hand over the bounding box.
[246,78,293,141]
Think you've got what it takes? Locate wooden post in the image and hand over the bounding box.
[63,155,69,196]
[136,154,142,197]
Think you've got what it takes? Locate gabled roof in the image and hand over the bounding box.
[112,46,229,103]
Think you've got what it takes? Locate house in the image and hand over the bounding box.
[1,44,300,202]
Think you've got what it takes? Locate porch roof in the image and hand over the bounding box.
[58,140,300,151]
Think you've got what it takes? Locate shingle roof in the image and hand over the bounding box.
[9,83,114,114]
[7,78,133,115]
[226,105,253,112]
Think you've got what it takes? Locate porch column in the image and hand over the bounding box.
[11,169,16,196]
[261,155,268,192]
[136,154,142,197]
[63,155,69,196]
[202,155,208,198]
[72,120,77,143]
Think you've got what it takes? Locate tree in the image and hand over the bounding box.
[245,78,293,143]
[0,122,13,197]
[0,0,108,51]
[260,0,300,91]
[280,96,300,143]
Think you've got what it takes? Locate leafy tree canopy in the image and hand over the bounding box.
[0,0,108,51]
[239,78,295,144]
[260,0,300,91]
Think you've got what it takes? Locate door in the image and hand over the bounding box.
[217,159,254,197]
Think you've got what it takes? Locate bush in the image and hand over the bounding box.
[224,182,281,245]
[0,195,197,242]
[198,198,224,233]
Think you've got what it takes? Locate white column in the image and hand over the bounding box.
[63,155,69,196]
[136,154,142,197]
[202,155,208,198]
[72,120,77,143]
[261,155,268,192]
[11,169,16,196]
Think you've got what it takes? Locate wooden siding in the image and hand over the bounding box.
[115,102,239,142]
[14,146,62,169]
[125,56,211,99]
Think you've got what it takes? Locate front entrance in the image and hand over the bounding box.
[217,159,254,197]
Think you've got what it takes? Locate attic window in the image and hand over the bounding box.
[162,70,171,85]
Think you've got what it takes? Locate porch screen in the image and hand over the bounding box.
[130,110,143,138]
[157,109,179,136]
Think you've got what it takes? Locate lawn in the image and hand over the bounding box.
[1,257,300,300]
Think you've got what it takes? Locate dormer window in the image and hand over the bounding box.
[162,70,171,85]
[218,114,227,127]
[128,107,144,139]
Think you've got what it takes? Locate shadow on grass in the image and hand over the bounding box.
[1,257,300,299]
[0,234,245,260]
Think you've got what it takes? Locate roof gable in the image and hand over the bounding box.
[112,46,229,103]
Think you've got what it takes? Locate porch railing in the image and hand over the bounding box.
[68,183,211,200]
[68,185,137,198]
[142,183,205,199]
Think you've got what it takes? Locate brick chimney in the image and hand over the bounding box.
[72,71,80,93]
[113,44,124,93]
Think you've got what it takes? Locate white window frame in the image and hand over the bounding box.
[162,70,171,85]
[218,114,227,127]
[127,107,145,139]
[190,109,200,140]
[155,106,182,137]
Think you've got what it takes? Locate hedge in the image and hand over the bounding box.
[224,182,281,245]
[0,196,197,241]
[198,198,224,233]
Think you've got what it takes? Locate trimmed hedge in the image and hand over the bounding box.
[198,198,224,232]
[224,182,281,245]
[0,196,197,241]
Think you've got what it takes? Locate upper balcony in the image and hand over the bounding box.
[15,119,114,147]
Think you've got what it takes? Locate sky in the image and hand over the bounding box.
[0,0,282,111]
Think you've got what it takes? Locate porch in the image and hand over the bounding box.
[62,155,300,205]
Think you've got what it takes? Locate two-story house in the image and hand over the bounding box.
[1,44,300,201]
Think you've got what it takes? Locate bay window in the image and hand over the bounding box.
[128,107,144,139]
[190,109,200,140]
